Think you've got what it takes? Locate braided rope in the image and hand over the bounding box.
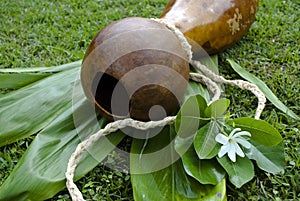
[66,18,266,200]
[66,116,176,201]
[189,72,221,103]
[190,60,266,119]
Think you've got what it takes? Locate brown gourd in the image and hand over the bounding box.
[160,0,258,54]
[81,17,190,121]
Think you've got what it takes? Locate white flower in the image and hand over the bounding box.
[215,128,251,162]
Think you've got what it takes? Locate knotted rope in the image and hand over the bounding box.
[66,18,266,201]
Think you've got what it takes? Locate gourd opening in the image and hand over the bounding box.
[92,72,130,118]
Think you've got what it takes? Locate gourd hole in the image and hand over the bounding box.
[92,72,129,117]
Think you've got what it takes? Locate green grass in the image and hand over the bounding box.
[0,0,299,200]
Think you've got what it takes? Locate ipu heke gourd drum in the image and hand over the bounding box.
[81,0,258,121]
[81,17,190,121]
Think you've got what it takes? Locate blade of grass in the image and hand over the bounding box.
[0,60,82,73]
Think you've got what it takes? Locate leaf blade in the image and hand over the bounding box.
[131,161,227,201]
[194,121,220,159]
[204,98,230,118]
[181,147,225,185]
[217,156,254,188]
[0,67,80,146]
[0,60,82,73]
[0,73,50,89]
[131,126,226,201]
[175,94,207,136]
[228,117,283,146]
[0,100,125,201]
[246,141,285,174]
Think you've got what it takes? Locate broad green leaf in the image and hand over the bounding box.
[131,161,227,201]
[246,141,285,174]
[175,95,208,137]
[131,126,226,201]
[205,98,230,118]
[194,121,220,159]
[0,73,50,89]
[228,117,282,146]
[217,156,254,188]
[181,147,225,185]
[0,99,125,201]
[0,67,80,147]
[40,60,82,72]
[227,59,299,120]
[0,66,52,73]
[0,61,82,90]
[130,126,179,174]
[131,160,227,201]
[174,134,194,158]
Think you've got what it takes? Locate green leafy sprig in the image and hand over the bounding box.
[174,94,285,188]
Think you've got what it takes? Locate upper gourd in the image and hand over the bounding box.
[160,0,258,54]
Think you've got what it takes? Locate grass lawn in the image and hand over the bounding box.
[0,0,299,200]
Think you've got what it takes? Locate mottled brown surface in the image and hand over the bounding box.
[81,17,190,121]
[160,0,258,54]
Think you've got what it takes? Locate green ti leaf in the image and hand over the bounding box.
[130,126,179,174]
[130,126,226,201]
[131,160,227,201]
[217,155,254,188]
[228,117,283,146]
[0,60,82,89]
[0,98,125,201]
[0,73,50,89]
[227,59,299,120]
[0,65,81,147]
[0,60,82,73]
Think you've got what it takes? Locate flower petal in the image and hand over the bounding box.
[215,134,229,145]
[233,131,251,138]
[218,144,230,158]
[234,143,245,157]
[236,138,252,149]
[228,143,236,162]
[229,128,241,138]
